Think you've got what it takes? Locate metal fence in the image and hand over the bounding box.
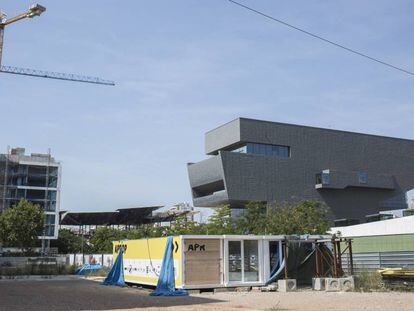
[0,254,113,268]
[342,251,414,273]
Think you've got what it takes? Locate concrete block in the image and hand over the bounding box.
[186,289,201,295]
[325,278,341,292]
[312,277,326,291]
[277,279,297,292]
[340,276,355,291]
[236,286,251,292]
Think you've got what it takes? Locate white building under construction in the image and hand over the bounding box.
[0,147,61,244]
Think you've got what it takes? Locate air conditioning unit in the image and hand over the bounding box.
[340,276,355,291]
[325,278,341,291]
[312,277,326,291]
[277,279,297,292]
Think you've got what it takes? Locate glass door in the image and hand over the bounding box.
[244,240,259,282]
[227,239,260,283]
[228,241,242,282]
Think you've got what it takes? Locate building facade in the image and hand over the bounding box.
[187,118,414,221]
[0,147,61,241]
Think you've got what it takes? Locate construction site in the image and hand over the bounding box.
[2,1,414,311]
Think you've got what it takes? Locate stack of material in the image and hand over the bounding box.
[378,268,414,288]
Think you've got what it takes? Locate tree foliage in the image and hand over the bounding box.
[170,215,207,235]
[267,201,330,235]
[51,229,83,254]
[89,227,127,253]
[235,201,268,235]
[206,205,237,234]
[0,199,44,249]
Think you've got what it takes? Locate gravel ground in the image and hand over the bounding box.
[1,278,414,311]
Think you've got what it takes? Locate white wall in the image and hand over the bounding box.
[67,254,113,267]
[331,215,414,237]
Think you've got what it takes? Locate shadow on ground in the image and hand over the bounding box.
[0,279,223,311]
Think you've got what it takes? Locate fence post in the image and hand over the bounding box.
[379,252,382,269]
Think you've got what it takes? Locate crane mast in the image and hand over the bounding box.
[0,19,4,66]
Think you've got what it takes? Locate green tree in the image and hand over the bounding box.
[0,199,44,250]
[267,200,330,235]
[236,201,268,234]
[127,224,172,238]
[206,205,237,234]
[170,215,207,235]
[51,229,83,254]
[89,227,127,253]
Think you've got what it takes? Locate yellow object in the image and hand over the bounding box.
[378,268,414,277]
[113,237,182,287]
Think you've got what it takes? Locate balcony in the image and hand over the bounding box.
[193,189,229,207]
[315,169,394,190]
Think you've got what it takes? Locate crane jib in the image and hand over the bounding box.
[0,65,115,86]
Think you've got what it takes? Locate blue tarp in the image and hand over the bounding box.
[269,244,280,277]
[75,263,103,275]
[102,248,125,287]
[266,241,285,285]
[150,236,188,296]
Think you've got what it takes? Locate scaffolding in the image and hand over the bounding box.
[41,148,51,255]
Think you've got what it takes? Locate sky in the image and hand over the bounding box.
[1,0,414,214]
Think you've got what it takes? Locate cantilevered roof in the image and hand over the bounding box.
[60,206,163,226]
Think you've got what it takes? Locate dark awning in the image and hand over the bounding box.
[59,206,163,226]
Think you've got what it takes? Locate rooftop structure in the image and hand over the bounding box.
[188,118,414,221]
[60,206,163,226]
[59,204,196,227]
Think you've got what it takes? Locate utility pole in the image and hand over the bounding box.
[0,16,4,66]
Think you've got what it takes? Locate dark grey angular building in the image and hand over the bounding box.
[187,118,414,221]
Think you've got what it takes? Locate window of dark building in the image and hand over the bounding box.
[358,172,368,184]
[315,173,322,185]
[231,145,247,153]
[229,143,290,158]
[322,171,330,185]
[316,170,330,185]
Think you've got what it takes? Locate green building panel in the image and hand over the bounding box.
[347,234,414,253]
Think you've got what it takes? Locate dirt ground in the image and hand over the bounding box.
[1,278,414,311]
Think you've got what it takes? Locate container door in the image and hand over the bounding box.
[244,240,259,282]
[227,239,261,284]
[184,239,221,286]
[228,240,242,282]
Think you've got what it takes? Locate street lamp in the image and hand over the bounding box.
[28,4,47,18]
[0,4,46,65]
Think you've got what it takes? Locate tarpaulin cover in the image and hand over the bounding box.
[75,263,103,275]
[285,242,333,285]
[150,236,188,296]
[266,241,285,285]
[102,248,125,287]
